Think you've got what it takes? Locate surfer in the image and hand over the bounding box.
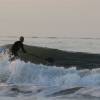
[9,36,26,61]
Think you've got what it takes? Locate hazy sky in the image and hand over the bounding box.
[0,0,100,36]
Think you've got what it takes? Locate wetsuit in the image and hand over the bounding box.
[11,41,26,57]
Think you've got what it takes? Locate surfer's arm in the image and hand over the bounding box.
[21,44,26,53]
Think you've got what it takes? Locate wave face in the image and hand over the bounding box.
[0,50,100,99]
[2,59,100,88]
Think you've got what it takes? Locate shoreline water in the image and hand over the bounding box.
[2,44,100,69]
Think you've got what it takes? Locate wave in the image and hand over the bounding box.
[0,50,100,98]
[0,52,100,86]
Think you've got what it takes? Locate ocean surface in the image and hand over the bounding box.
[0,33,100,100]
[0,33,100,53]
[0,51,99,100]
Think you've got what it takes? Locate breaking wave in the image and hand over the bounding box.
[0,48,100,99]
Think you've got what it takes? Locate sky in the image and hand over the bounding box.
[0,0,100,37]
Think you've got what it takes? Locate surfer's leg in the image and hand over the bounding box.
[10,56,16,61]
[9,52,17,61]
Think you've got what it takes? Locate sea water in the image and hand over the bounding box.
[0,50,99,99]
[0,33,100,100]
[0,33,100,53]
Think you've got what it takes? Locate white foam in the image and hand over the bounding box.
[1,50,100,99]
[0,58,100,88]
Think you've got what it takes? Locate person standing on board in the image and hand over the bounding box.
[9,36,26,60]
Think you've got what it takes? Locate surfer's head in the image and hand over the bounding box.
[19,36,24,42]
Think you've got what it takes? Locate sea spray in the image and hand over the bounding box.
[0,50,100,99]
[0,58,100,88]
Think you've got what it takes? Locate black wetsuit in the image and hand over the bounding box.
[11,41,26,57]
